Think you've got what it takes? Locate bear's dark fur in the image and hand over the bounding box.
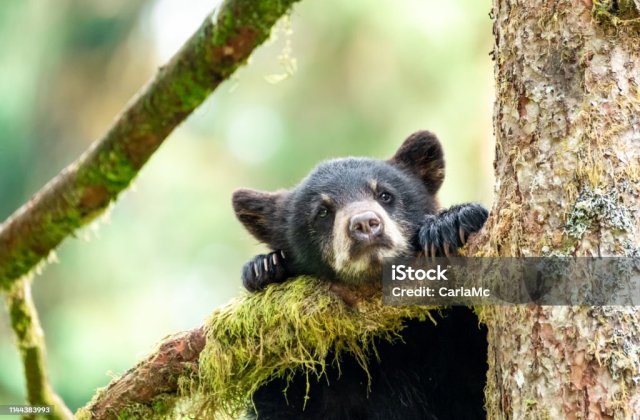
[233,131,489,419]
[251,311,488,420]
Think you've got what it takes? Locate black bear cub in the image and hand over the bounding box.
[233,131,489,419]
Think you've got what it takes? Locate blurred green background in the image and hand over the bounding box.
[0,0,494,412]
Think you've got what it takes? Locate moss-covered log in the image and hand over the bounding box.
[471,0,640,417]
[77,278,436,419]
[0,0,301,290]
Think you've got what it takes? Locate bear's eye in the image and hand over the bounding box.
[317,206,330,218]
[378,191,393,203]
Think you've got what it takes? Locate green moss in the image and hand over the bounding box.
[193,276,437,417]
[77,277,445,418]
[114,395,177,420]
[75,387,106,420]
[116,403,154,420]
[9,304,30,340]
[77,144,138,195]
[0,195,92,289]
[75,407,91,420]
[213,0,298,47]
[76,392,178,420]
[151,397,172,416]
[593,0,640,25]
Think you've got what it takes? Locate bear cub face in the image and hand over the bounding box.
[233,131,487,291]
[233,131,489,419]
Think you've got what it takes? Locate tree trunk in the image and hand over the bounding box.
[476,1,640,417]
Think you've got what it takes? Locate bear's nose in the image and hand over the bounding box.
[349,211,383,241]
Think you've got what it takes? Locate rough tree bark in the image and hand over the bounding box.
[471,0,640,417]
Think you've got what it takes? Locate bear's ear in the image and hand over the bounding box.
[389,130,445,195]
[232,188,287,246]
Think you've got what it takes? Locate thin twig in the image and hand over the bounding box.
[5,278,74,420]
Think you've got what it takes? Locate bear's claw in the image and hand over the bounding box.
[418,203,488,258]
[241,250,291,292]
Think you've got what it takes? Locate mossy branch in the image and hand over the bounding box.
[0,0,301,290]
[5,278,74,420]
[77,278,437,419]
[77,327,206,419]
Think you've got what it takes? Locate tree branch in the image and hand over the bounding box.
[5,278,74,420]
[0,0,300,290]
[77,327,206,419]
[76,279,435,418]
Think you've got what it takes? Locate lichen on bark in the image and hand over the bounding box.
[475,0,640,417]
